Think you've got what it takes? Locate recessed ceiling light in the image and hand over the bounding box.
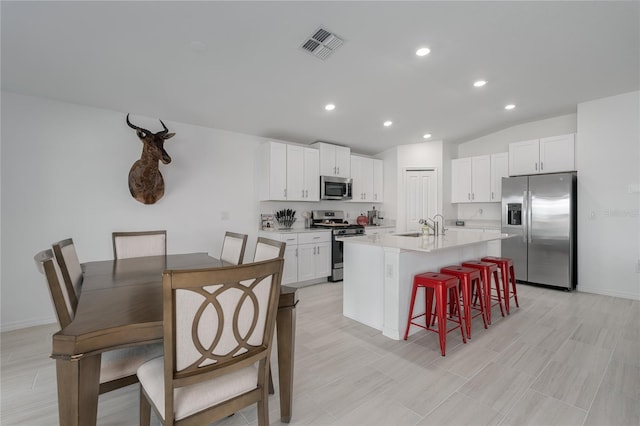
[383,121,393,127]
[473,80,487,87]
[325,103,335,111]
[423,133,432,139]
[415,47,430,57]
[189,41,208,52]
[505,104,516,110]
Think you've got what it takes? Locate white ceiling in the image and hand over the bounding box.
[2,1,638,155]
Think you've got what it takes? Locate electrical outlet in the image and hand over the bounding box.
[386,264,394,278]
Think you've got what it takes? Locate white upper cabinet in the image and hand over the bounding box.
[451,155,491,203]
[313,142,351,178]
[260,141,319,201]
[350,155,383,203]
[372,158,384,202]
[451,157,473,203]
[509,133,575,176]
[490,152,509,201]
[260,141,287,201]
[539,134,576,174]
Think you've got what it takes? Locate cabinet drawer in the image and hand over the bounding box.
[298,231,330,244]
[264,233,297,245]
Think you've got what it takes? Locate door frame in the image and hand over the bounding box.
[400,167,439,232]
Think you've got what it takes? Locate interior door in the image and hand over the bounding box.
[405,169,437,231]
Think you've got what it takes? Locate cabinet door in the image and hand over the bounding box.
[282,245,298,285]
[451,157,472,203]
[314,242,331,278]
[361,158,374,201]
[509,139,540,175]
[286,145,305,201]
[263,142,287,200]
[539,133,575,173]
[335,145,351,177]
[317,143,336,176]
[303,148,320,201]
[297,244,316,282]
[471,155,491,202]
[490,152,509,202]
[373,159,384,202]
[350,155,365,202]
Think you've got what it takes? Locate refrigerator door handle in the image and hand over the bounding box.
[522,190,528,243]
[528,191,533,243]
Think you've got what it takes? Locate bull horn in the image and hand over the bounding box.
[126,114,151,134]
[158,119,169,135]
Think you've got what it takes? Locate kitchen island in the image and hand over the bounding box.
[341,231,514,340]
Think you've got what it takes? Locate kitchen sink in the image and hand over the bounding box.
[394,232,424,237]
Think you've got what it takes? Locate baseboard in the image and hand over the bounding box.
[577,286,640,301]
[1,316,57,333]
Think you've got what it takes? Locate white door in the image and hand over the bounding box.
[405,169,438,231]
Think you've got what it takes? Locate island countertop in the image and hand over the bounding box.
[340,230,513,253]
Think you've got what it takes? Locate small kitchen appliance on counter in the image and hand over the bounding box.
[367,207,383,226]
[311,210,365,282]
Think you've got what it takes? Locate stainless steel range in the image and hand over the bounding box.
[311,210,365,282]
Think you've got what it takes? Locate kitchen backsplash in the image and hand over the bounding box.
[260,200,387,229]
[455,203,501,222]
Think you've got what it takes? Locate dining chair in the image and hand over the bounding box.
[253,237,286,262]
[51,238,83,312]
[252,236,286,394]
[112,230,167,259]
[220,231,248,265]
[137,257,284,426]
[34,249,163,394]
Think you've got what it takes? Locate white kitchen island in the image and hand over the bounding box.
[341,231,514,340]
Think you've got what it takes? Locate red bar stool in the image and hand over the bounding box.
[404,272,466,356]
[461,260,505,324]
[440,265,488,338]
[481,256,519,314]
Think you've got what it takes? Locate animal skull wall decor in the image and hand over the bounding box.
[125,114,175,204]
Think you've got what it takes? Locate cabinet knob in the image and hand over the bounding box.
[535,162,538,171]
[540,162,544,171]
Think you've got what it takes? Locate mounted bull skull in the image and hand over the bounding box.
[126,114,175,204]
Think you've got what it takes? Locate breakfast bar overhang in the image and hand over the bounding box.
[341,231,514,340]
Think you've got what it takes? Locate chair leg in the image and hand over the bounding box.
[268,368,275,395]
[257,385,270,426]
[472,277,488,329]
[404,281,419,340]
[509,266,520,308]
[500,265,511,314]
[492,270,505,318]
[435,284,447,356]
[139,387,151,426]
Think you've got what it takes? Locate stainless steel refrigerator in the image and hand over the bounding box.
[501,172,577,290]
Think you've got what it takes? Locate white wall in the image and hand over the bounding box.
[576,91,640,299]
[452,114,578,222]
[1,92,273,330]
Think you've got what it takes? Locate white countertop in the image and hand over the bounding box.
[259,228,331,234]
[341,230,513,253]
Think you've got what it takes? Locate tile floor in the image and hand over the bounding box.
[1,282,639,425]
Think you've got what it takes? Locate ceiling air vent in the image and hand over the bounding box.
[300,27,344,60]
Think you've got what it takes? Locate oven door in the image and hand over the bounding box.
[329,236,344,281]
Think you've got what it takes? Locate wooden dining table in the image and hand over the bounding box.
[50,252,298,426]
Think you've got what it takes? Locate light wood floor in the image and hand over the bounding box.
[2,282,639,425]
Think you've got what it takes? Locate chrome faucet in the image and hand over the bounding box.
[432,214,446,235]
[419,218,438,235]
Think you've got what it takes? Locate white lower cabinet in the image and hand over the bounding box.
[297,232,331,281]
[260,231,331,284]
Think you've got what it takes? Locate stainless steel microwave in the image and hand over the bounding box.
[320,176,352,200]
